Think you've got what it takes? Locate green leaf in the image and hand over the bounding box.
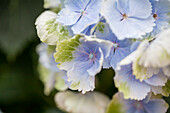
[54,35,81,63]
[133,57,155,81]
[96,22,105,33]
[91,22,105,34]
[162,80,170,97]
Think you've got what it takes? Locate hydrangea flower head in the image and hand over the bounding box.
[150,0,170,35]
[95,23,133,69]
[56,0,103,34]
[101,0,155,39]
[106,92,169,113]
[54,35,113,93]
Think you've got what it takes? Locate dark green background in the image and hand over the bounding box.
[0,0,170,113]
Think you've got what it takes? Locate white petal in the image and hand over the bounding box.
[139,29,170,68]
[35,11,70,45]
[163,65,170,76]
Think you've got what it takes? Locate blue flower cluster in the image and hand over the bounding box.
[35,0,170,112]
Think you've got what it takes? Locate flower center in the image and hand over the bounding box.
[120,13,128,21]
[80,10,86,15]
[113,43,119,48]
[123,13,128,19]
[89,53,94,59]
[123,14,128,19]
[153,13,158,19]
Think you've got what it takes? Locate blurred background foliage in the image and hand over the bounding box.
[0,0,170,113]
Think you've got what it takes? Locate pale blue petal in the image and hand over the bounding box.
[101,0,123,37]
[113,92,168,113]
[87,48,104,76]
[58,61,75,71]
[71,12,100,34]
[37,43,60,72]
[57,8,81,25]
[102,0,155,39]
[81,24,96,36]
[111,47,131,69]
[86,0,103,12]
[144,99,168,113]
[134,110,145,113]
[95,23,133,69]
[145,70,168,86]
[117,38,133,48]
[114,64,151,100]
[130,41,141,52]
[67,26,74,36]
[80,37,113,59]
[64,0,84,11]
[102,54,112,69]
[150,0,170,35]
[117,0,129,14]
[68,70,95,93]
[66,60,92,82]
[126,108,137,113]
[95,23,117,42]
[128,0,152,18]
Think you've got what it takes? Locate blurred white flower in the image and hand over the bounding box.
[37,43,68,95]
[55,91,110,113]
[44,0,61,9]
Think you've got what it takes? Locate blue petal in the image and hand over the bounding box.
[85,0,103,12]
[150,0,170,35]
[81,24,96,36]
[57,8,81,25]
[102,53,112,69]
[144,70,168,86]
[68,70,95,93]
[73,41,104,76]
[111,47,131,69]
[79,37,113,59]
[102,0,155,39]
[95,23,133,69]
[37,43,60,72]
[71,11,100,34]
[114,64,151,100]
[87,48,104,76]
[117,0,129,14]
[144,99,168,113]
[128,0,152,18]
[130,41,141,52]
[117,38,133,48]
[95,23,117,42]
[64,0,84,11]
[134,110,146,113]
